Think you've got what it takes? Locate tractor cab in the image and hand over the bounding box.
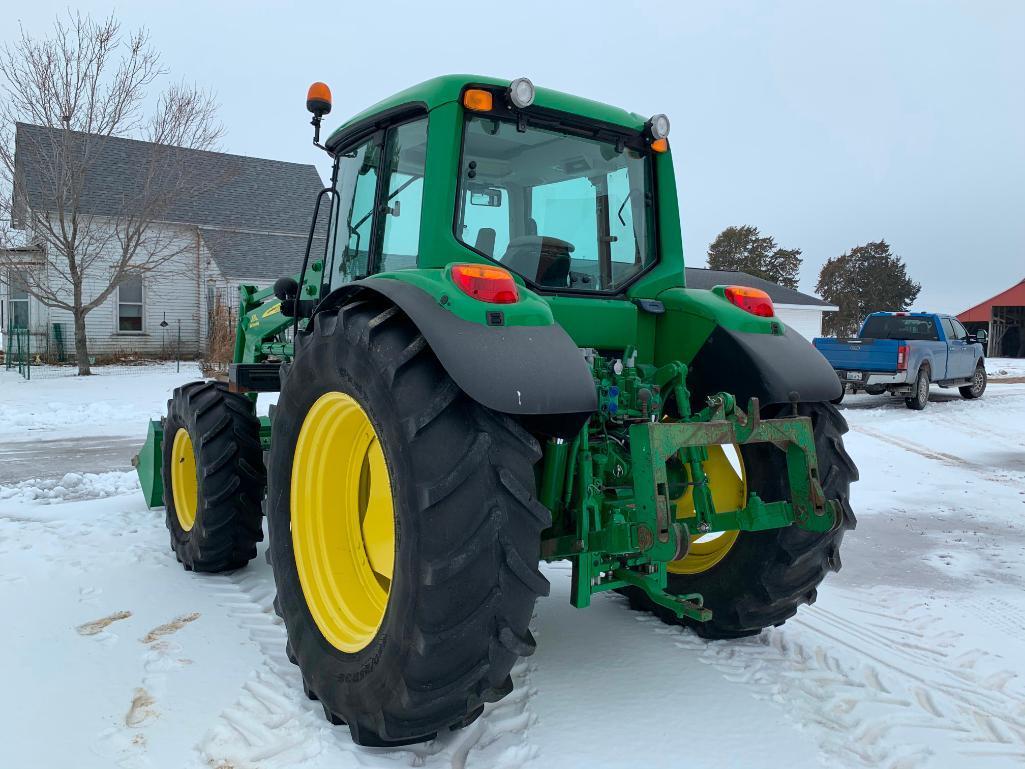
[303,76,684,311]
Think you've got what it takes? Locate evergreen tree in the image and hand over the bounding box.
[707,225,803,289]
[816,240,921,337]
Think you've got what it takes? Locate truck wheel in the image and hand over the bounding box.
[959,362,986,399]
[266,294,550,747]
[905,366,930,410]
[162,381,266,572]
[622,402,857,638]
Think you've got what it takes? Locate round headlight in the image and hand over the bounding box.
[509,77,535,109]
[648,113,670,140]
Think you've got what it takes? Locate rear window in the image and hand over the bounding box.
[860,315,939,341]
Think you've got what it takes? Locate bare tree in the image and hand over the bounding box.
[0,12,223,373]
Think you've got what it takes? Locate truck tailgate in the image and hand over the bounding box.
[813,337,900,372]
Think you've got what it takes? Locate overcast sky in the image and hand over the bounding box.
[9,1,1024,312]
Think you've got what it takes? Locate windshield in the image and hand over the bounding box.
[861,315,940,341]
[456,115,656,292]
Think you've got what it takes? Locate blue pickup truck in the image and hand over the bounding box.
[813,312,988,409]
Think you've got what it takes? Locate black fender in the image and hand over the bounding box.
[311,278,597,436]
[687,324,842,410]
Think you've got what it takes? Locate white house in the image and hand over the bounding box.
[2,124,324,361]
[685,267,837,339]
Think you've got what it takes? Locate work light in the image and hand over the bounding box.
[647,113,670,140]
[509,77,535,109]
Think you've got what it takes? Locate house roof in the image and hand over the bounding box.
[684,267,835,308]
[14,122,323,235]
[957,277,1025,322]
[200,228,325,281]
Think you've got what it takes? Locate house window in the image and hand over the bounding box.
[9,279,29,329]
[118,276,144,332]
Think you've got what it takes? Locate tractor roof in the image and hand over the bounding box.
[325,74,648,148]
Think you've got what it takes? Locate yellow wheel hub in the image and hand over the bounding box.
[291,391,395,653]
[668,444,746,575]
[170,427,199,532]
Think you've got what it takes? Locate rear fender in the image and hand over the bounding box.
[312,278,597,437]
[687,324,842,409]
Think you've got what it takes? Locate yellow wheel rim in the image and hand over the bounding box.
[170,428,199,532]
[668,444,746,575]
[291,391,395,653]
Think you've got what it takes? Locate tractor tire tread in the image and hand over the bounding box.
[268,292,548,746]
[162,381,265,573]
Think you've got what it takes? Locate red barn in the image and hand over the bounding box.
[958,277,1025,357]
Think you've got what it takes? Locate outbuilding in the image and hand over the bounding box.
[957,277,1025,358]
[685,268,837,340]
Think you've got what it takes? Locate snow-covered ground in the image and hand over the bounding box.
[2,365,1025,768]
[0,363,206,439]
[988,357,1025,380]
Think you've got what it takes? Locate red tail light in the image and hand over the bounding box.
[451,263,519,304]
[897,344,909,371]
[724,286,774,317]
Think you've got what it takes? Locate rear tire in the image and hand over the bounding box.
[161,381,265,572]
[959,362,986,399]
[622,402,857,638]
[905,366,930,410]
[829,385,845,405]
[267,294,550,746]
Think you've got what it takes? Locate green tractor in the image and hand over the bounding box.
[135,75,857,746]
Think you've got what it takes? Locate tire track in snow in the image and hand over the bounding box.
[851,425,1024,485]
[627,592,1025,768]
[200,562,541,769]
[796,600,1025,765]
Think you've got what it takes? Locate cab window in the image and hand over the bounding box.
[325,138,379,288]
[456,115,655,292]
[324,116,428,291]
[458,184,509,259]
[379,118,428,272]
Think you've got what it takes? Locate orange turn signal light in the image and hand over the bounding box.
[451,263,519,304]
[463,89,494,112]
[306,81,332,117]
[651,138,668,153]
[724,285,774,317]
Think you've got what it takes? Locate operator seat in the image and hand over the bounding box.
[500,236,574,287]
[474,227,497,258]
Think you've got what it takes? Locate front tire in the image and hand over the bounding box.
[267,294,550,746]
[161,381,265,572]
[959,362,986,399]
[623,402,857,638]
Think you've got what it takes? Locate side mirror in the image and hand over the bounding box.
[975,329,988,343]
[273,276,298,302]
[273,277,299,317]
[470,187,503,207]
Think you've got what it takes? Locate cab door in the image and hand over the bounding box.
[941,317,971,379]
[322,132,384,294]
[949,318,975,378]
[321,116,429,295]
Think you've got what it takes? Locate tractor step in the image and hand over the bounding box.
[229,362,282,392]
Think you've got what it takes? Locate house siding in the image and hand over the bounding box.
[775,305,827,340]
[27,218,203,360]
